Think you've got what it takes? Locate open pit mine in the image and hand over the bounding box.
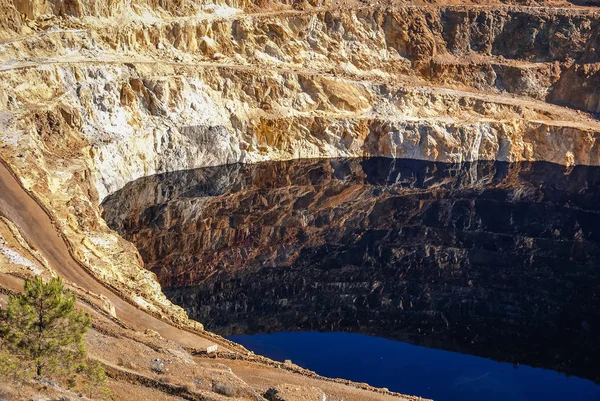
[0,0,599,400]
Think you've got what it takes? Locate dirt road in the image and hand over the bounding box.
[0,160,229,351]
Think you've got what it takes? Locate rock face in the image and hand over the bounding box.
[104,159,600,381]
[0,0,599,325]
[549,23,600,113]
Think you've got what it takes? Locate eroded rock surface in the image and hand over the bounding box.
[0,0,599,331]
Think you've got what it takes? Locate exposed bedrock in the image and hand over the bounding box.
[1,0,599,326]
[103,158,600,382]
[549,23,600,113]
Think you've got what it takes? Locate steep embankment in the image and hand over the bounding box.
[0,160,218,347]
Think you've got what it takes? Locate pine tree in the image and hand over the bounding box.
[0,276,91,378]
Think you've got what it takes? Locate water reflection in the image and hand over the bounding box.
[103,159,600,383]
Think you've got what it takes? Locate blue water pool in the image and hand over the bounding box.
[228,331,600,401]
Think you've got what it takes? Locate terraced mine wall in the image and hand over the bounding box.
[0,0,599,327]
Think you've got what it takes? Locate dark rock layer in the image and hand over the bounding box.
[103,158,600,382]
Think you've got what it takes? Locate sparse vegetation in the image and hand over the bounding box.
[79,359,112,399]
[0,276,91,378]
[212,381,237,397]
[0,275,111,399]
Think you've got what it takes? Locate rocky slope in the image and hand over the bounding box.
[0,0,599,318]
[0,0,599,398]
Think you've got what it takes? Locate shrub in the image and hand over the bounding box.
[80,360,112,400]
[212,381,237,397]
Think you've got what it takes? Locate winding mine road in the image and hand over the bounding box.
[0,160,231,351]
